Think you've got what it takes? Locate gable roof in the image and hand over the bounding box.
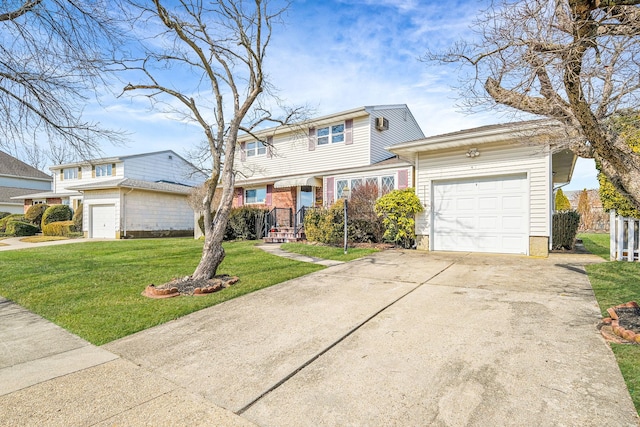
[49,150,201,173]
[0,151,52,181]
[66,178,194,195]
[0,187,46,204]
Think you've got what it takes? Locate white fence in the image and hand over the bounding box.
[610,210,640,261]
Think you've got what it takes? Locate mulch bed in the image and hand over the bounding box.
[142,275,239,298]
[601,302,640,344]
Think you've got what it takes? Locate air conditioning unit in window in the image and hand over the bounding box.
[375,117,389,131]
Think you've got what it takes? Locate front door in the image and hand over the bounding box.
[297,185,314,211]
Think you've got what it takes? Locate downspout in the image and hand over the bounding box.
[123,188,134,238]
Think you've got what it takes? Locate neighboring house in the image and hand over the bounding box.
[233,104,424,223]
[0,151,52,214]
[566,189,609,232]
[388,120,577,257]
[14,150,208,238]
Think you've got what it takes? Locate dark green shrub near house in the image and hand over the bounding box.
[0,212,11,220]
[0,214,25,233]
[224,207,268,240]
[25,204,49,226]
[6,220,39,236]
[42,220,76,237]
[73,204,83,233]
[42,204,73,226]
[552,210,581,250]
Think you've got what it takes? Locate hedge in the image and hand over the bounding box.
[552,210,581,250]
[5,220,39,236]
[42,220,76,237]
[0,214,25,232]
[25,204,49,226]
[72,204,83,232]
[42,205,73,226]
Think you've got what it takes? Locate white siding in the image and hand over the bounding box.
[368,106,425,164]
[0,203,25,214]
[236,115,373,181]
[415,142,551,239]
[123,191,193,233]
[82,189,121,237]
[54,162,124,193]
[123,152,206,186]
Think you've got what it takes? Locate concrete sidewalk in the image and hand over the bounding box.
[0,236,92,251]
[1,249,638,426]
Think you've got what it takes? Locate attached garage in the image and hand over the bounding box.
[432,174,528,254]
[389,120,578,257]
[91,204,116,238]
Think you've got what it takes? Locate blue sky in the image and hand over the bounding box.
[88,0,598,190]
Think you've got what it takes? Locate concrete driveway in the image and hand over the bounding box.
[97,249,638,426]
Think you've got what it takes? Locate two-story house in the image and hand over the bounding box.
[15,150,207,238]
[0,151,52,214]
[233,105,425,232]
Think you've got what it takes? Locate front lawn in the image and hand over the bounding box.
[580,233,640,413]
[0,239,324,345]
[280,242,379,261]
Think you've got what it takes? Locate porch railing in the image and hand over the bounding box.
[265,207,293,232]
[294,206,315,237]
[610,210,640,261]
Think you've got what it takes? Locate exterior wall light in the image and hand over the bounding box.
[466,148,480,158]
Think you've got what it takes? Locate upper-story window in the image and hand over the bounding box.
[317,123,345,145]
[246,141,267,157]
[63,168,78,180]
[95,164,113,177]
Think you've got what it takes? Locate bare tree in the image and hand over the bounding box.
[426,0,640,210]
[119,0,304,281]
[0,0,125,166]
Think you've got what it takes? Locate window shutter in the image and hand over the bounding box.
[78,167,82,179]
[240,142,246,161]
[308,128,316,151]
[398,169,409,189]
[112,164,116,176]
[92,165,95,178]
[326,177,334,205]
[266,136,273,159]
[60,170,64,181]
[345,119,353,145]
[237,187,244,206]
[266,184,273,206]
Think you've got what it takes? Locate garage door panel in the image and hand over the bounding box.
[91,205,115,239]
[433,174,528,254]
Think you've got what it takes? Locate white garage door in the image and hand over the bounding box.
[433,174,528,254]
[91,205,115,238]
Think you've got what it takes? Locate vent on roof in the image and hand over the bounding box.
[375,117,389,131]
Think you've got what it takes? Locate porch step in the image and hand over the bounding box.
[263,226,305,243]
[263,236,304,243]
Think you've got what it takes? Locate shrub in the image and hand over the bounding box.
[375,188,423,249]
[0,212,11,220]
[25,204,49,226]
[555,188,571,211]
[5,220,39,236]
[0,214,25,232]
[224,207,268,240]
[304,202,346,245]
[347,184,384,243]
[42,220,76,237]
[552,210,581,250]
[42,204,73,226]
[72,203,83,232]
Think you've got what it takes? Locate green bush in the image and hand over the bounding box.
[552,210,581,250]
[42,220,76,237]
[375,188,423,249]
[347,184,384,243]
[224,207,268,240]
[25,204,49,226]
[303,201,346,245]
[42,204,73,226]
[555,188,572,211]
[0,214,25,232]
[6,220,39,236]
[72,204,83,232]
[0,212,11,220]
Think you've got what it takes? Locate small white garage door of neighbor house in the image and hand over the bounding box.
[432,174,528,254]
[91,205,115,238]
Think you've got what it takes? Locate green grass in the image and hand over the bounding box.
[0,239,323,345]
[280,242,379,261]
[580,233,640,413]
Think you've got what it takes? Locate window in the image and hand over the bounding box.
[246,141,267,157]
[336,179,348,199]
[95,164,112,177]
[317,123,345,145]
[63,168,78,180]
[350,178,363,192]
[381,176,395,195]
[245,187,267,204]
[365,177,378,189]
